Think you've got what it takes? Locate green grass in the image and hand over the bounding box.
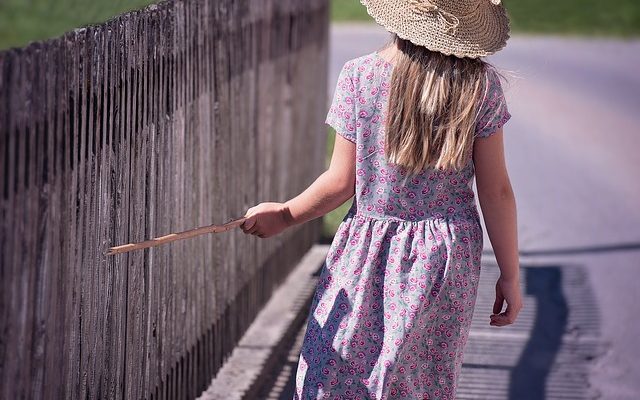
[2,0,637,51]
[332,0,640,36]
[330,0,372,22]
[0,0,158,50]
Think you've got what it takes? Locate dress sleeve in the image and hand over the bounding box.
[325,62,357,144]
[475,67,511,139]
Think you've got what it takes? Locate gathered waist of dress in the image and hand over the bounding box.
[345,204,481,225]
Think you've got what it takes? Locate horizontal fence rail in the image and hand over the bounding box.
[0,0,329,398]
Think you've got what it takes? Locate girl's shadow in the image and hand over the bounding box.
[297,262,386,399]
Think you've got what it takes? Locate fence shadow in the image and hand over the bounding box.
[509,266,568,399]
[260,261,605,399]
[458,262,603,400]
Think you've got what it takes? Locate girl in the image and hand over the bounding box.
[241,0,523,398]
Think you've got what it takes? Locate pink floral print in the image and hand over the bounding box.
[293,51,511,400]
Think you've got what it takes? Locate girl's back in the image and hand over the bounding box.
[327,51,511,223]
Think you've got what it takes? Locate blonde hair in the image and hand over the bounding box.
[384,35,489,175]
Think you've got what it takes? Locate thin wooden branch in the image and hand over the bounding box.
[107,216,248,256]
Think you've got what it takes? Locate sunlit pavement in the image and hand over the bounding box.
[257,262,602,400]
[255,24,640,400]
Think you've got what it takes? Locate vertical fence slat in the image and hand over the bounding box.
[41,39,63,400]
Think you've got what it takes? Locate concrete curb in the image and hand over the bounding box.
[197,244,329,400]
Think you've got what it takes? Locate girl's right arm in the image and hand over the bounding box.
[473,127,523,327]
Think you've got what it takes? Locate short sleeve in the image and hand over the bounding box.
[475,68,511,139]
[325,63,357,143]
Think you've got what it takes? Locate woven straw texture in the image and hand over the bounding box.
[360,0,510,58]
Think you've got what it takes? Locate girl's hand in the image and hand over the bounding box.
[241,202,291,239]
[490,275,523,327]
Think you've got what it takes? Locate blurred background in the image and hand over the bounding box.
[0,0,157,50]
[2,0,638,50]
[1,0,639,398]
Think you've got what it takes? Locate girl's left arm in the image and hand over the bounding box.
[241,133,356,238]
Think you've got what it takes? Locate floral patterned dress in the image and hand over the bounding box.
[293,51,511,400]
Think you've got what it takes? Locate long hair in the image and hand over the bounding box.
[384,34,490,175]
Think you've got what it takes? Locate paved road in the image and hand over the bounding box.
[260,24,640,399]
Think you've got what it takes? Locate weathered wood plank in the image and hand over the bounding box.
[0,1,328,398]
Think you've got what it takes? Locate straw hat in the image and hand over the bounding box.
[359,0,510,58]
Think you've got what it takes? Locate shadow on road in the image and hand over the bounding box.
[510,267,568,399]
[257,263,604,400]
[482,242,640,257]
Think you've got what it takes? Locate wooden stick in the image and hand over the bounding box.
[107,216,248,256]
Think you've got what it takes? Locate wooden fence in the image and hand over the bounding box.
[0,0,329,398]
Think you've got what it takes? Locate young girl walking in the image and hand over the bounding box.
[241,0,523,398]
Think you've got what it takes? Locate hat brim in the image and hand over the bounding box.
[359,0,511,58]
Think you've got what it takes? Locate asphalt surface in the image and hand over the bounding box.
[259,24,640,399]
